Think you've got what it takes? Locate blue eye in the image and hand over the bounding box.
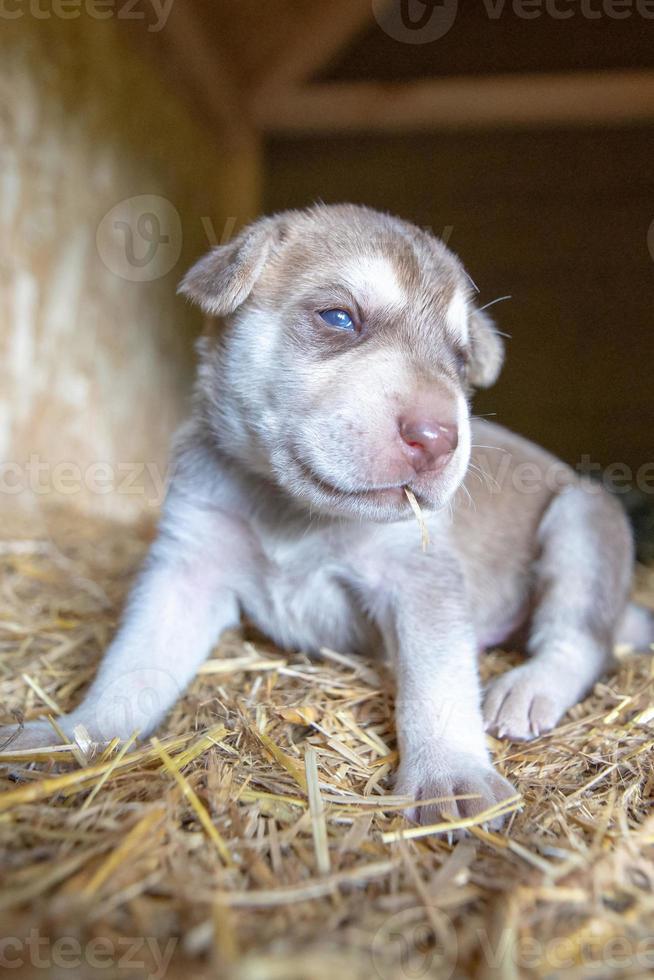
[319,308,356,331]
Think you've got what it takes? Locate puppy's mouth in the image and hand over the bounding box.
[287,450,427,508]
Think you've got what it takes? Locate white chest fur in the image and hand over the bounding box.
[240,518,379,655]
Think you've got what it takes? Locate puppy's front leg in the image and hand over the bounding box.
[0,491,241,751]
[378,554,516,827]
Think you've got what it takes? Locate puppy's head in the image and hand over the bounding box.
[180,205,503,521]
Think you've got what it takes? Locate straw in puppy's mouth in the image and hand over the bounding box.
[404,487,430,552]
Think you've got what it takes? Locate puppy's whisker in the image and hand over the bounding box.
[471,467,500,494]
[477,295,512,314]
[463,270,480,294]
[467,462,500,493]
[460,483,476,511]
[466,468,485,489]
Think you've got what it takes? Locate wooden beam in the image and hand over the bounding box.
[254,70,654,134]
[148,3,262,223]
[157,2,252,146]
[250,0,376,96]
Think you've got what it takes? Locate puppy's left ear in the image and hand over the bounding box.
[467,309,504,388]
[178,215,285,317]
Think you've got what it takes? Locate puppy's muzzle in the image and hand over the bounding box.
[399,417,458,474]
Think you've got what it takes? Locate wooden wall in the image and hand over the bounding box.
[0,14,258,522]
[264,127,654,479]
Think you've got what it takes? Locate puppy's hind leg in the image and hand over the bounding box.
[484,483,633,740]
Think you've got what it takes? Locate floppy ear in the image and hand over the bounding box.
[178,215,283,317]
[467,308,505,388]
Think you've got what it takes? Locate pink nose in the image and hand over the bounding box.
[399,418,458,473]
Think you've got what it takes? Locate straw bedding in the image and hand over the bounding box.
[1,510,653,980]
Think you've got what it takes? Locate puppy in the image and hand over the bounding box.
[2,205,648,826]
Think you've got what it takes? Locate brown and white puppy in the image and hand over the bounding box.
[2,205,649,826]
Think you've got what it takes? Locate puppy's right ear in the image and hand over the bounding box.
[178,215,284,317]
[467,308,505,389]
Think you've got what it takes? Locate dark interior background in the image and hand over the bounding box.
[264,7,654,485]
[266,126,653,474]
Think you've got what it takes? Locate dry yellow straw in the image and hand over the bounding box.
[151,737,232,866]
[404,487,430,552]
[0,734,194,810]
[2,513,654,975]
[305,746,330,875]
[81,731,140,810]
[22,673,62,715]
[255,730,307,792]
[83,806,165,896]
[209,859,398,907]
[381,792,522,842]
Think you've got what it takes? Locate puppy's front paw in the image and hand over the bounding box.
[483,663,569,741]
[395,752,518,830]
[0,719,65,754]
